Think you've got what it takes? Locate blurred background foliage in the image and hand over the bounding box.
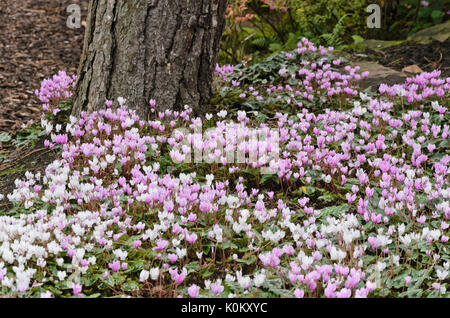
[219,0,450,64]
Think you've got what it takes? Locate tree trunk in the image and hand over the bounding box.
[72,0,228,119]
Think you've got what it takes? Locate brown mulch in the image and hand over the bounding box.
[0,0,87,133]
[366,38,450,78]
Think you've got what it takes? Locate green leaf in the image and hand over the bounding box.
[269,43,283,52]
[186,261,200,274]
[352,35,364,45]
[319,204,349,218]
[427,290,439,298]
[418,7,432,19]
[83,274,98,287]
[104,275,115,287]
[45,285,63,296]
[200,266,215,279]
[404,288,423,298]
[237,254,257,265]
[264,278,291,297]
[260,173,276,186]
[223,240,238,250]
[318,193,337,202]
[0,132,11,143]
[431,10,444,21]
[123,281,139,292]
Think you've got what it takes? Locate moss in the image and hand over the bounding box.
[0,164,26,177]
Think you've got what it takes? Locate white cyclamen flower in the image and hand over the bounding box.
[150,267,160,280]
[139,270,150,282]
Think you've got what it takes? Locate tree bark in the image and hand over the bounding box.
[72,0,228,119]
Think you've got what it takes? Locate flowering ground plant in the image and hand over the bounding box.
[0,39,448,298]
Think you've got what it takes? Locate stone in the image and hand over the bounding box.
[361,39,404,50]
[351,61,407,90]
[408,20,450,43]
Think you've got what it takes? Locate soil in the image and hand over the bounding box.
[364,38,450,78]
[0,0,87,132]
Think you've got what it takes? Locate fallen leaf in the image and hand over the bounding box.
[402,65,423,74]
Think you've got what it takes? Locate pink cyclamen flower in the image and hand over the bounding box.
[366,281,377,292]
[54,134,68,145]
[294,289,304,298]
[109,260,121,272]
[188,284,200,298]
[72,283,82,296]
[404,276,411,285]
[176,273,186,285]
[417,215,426,225]
[324,283,337,298]
[153,239,169,251]
[186,233,198,245]
[336,288,352,298]
[368,237,379,249]
[168,253,178,264]
[211,282,224,296]
[67,249,75,258]
[169,268,187,285]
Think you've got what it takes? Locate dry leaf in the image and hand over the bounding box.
[402,65,423,74]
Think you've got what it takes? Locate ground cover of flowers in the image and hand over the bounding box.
[0,39,448,298]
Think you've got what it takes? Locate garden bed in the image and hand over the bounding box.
[0,2,448,299]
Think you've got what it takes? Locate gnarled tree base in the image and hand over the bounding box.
[72,0,228,119]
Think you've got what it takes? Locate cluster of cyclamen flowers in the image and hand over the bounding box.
[215,64,235,81]
[0,39,448,298]
[221,38,369,108]
[34,71,76,115]
[379,70,450,104]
